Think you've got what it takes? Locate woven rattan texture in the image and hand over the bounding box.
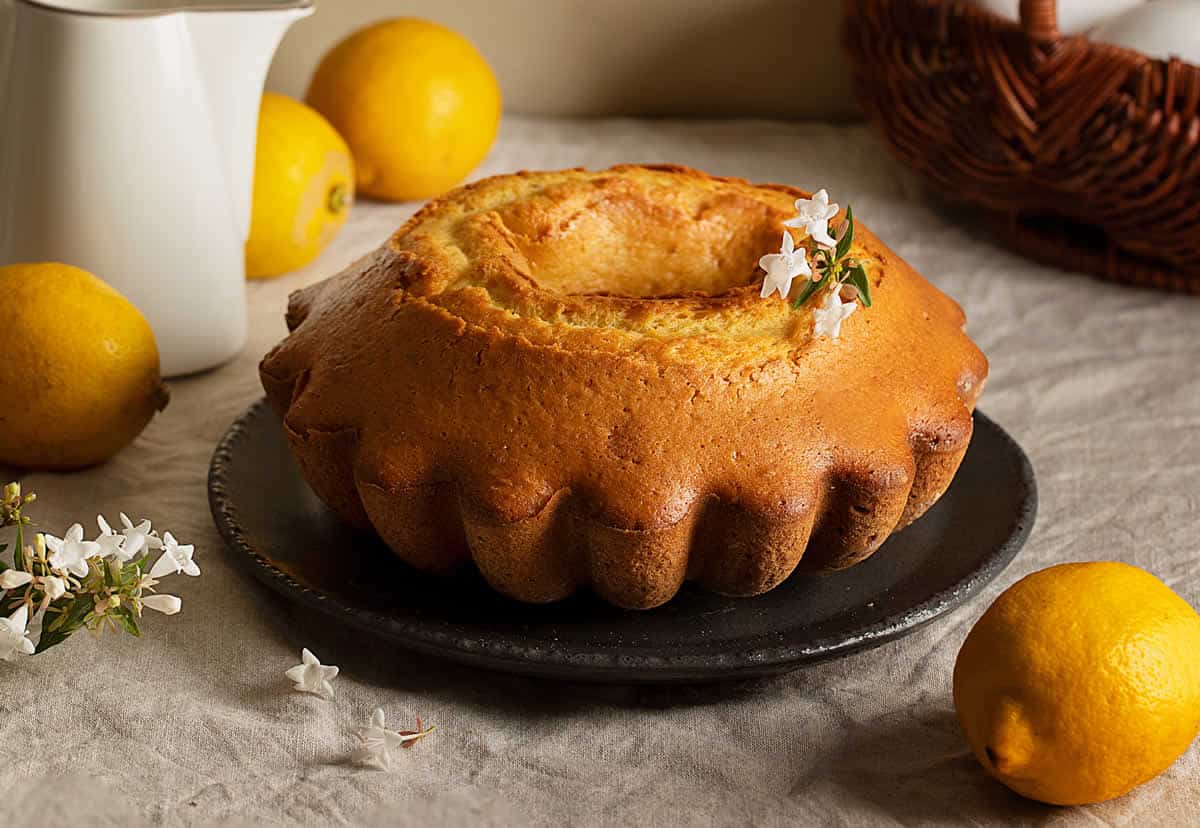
[845,0,1200,293]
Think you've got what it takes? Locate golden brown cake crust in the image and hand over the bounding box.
[260,165,988,609]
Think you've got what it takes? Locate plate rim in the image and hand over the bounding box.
[208,399,1037,683]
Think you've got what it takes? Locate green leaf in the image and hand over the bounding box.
[0,543,8,557]
[35,624,70,653]
[793,272,829,309]
[36,594,95,653]
[0,558,8,573]
[12,523,24,571]
[62,595,94,628]
[103,558,119,588]
[846,264,873,308]
[79,563,104,592]
[835,205,854,262]
[121,560,143,586]
[112,605,140,637]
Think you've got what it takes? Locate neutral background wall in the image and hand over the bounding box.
[266,0,858,119]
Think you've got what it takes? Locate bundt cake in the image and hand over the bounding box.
[260,165,987,609]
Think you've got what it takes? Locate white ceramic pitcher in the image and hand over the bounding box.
[0,0,312,376]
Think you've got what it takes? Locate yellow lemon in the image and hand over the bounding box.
[954,562,1200,805]
[305,18,501,202]
[0,263,169,470]
[246,92,354,279]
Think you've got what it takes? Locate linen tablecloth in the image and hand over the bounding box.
[2,117,1198,827]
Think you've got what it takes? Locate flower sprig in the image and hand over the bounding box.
[0,482,196,660]
[758,190,874,340]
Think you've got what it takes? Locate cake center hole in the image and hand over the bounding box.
[497,186,787,298]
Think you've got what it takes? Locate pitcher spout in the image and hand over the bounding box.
[186,1,314,242]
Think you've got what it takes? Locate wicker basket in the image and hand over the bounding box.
[845,0,1200,292]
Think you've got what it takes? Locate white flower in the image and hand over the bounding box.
[99,513,162,562]
[141,594,181,615]
[0,605,35,661]
[0,570,33,590]
[40,575,66,601]
[44,524,101,578]
[94,516,127,561]
[120,513,163,556]
[812,285,858,340]
[784,188,840,248]
[352,708,407,769]
[351,708,432,770]
[149,533,199,578]
[285,648,338,700]
[758,231,812,300]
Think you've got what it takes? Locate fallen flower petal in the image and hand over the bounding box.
[285,647,338,699]
[352,707,395,769]
[351,708,435,769]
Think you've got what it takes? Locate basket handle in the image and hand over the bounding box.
[1019,0,1060,42]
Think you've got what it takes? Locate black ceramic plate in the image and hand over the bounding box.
[209,400,1036,683]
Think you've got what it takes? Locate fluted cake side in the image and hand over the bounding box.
[260,165,987,609]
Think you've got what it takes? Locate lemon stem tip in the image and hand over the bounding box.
[152,382,171,412]
[328,183,351,215]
